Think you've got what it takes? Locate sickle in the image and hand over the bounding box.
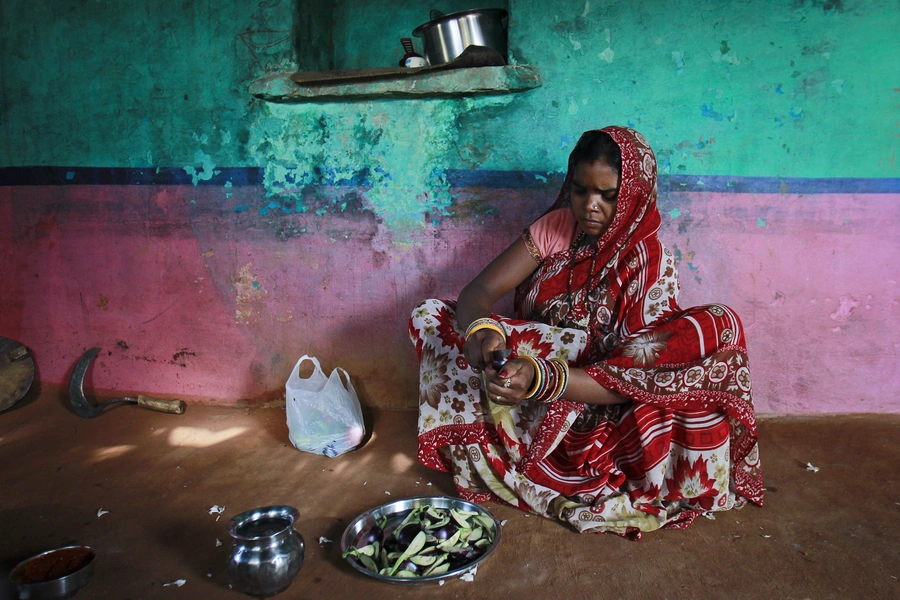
[68,347,185,418]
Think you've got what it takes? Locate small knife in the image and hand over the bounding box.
[488,349,513,371]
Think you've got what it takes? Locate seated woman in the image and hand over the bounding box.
[410,127,763,539]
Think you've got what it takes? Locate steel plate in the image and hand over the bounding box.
[340,496,501,585]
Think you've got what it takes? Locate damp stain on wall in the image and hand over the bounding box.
[248,105,445,233]
[240,94,518,241]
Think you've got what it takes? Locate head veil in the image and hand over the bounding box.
[552,126,661,279]
[515,127,663,324]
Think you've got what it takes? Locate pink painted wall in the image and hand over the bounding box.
[2,184,898,414]
[661,192,899,414]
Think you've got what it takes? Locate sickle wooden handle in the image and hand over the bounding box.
[136,395,186,414]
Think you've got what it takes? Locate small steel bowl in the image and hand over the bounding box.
[341,496,501,585]
[9,546,95,600]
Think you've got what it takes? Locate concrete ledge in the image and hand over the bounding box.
[250,65,542,102]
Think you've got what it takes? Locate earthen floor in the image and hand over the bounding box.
[1,392,897,599]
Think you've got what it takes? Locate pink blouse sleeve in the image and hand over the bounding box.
[522,208,577,263]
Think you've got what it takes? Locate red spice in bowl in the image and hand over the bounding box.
[11,546,95,584]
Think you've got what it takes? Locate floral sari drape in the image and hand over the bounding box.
[409,127,762,539]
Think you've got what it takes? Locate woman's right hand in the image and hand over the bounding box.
[463,329,506,373]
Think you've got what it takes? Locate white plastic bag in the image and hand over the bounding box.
[285,355,365,457]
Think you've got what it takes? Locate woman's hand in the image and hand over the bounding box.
[483,357,535,407]
[463,329,506,374]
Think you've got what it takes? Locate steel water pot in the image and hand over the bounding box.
[227,506,305,597]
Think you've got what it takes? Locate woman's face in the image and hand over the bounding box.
[569,159,620,240]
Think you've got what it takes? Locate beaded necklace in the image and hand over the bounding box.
[563,231,600,329]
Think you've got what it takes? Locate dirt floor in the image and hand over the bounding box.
[1,390,898,600]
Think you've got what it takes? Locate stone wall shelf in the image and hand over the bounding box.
[250,65,541,103]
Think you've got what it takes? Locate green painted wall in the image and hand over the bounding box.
[1,0,293,167]
[499,0,899,177]
[2,0,897,190]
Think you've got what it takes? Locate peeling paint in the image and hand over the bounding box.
[598,28,614,62]
[231,263,266,324]
[246,99,479,239]
[184,150,216,186]
[568,33,582,52]
[671,243,696,265]
[829,295,859,322]
[701,104,726,121]
[259,201,280,216]
[712,40,741,65]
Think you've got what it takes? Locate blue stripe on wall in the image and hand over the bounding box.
[447,170,900,193]
[1,167,898,193]
[0,167,262,186]
[661,175,900,194]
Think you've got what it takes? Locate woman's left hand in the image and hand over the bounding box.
[483,357,535,407]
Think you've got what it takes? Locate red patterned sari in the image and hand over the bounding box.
[409,127,762,538]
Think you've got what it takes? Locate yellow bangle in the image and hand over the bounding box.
[466,322,506,341]
[465,318,506,342]
[465,317,505,337]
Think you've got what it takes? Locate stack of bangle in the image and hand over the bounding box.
[465,317,507,342]
[520,356,570,404]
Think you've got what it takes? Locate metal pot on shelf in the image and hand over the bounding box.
[412,8,509,66]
